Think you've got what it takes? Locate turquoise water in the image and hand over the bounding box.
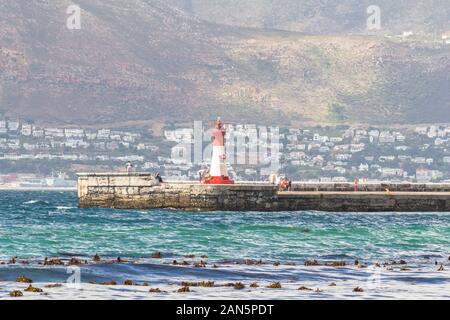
[0,191,449,264]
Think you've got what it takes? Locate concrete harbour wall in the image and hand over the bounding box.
[78,173,450,212]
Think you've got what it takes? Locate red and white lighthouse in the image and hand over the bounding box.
[203,118,234,185]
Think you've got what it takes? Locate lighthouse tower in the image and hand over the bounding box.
[204,118,234,184]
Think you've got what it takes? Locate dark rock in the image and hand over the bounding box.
[149,288,162,293]
[100,280,117,285]
[93,254,101,262]
[329,282,337,286]
[250,282,259,288]
[184,254,195,258]
[44,283,62,288]
[353,287,364,292]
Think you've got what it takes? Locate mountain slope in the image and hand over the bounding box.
[0,0,449,126]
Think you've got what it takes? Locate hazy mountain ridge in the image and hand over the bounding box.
[0,0,449,126]
[168,0,450,35]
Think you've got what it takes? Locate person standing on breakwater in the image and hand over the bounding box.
[155,173,163,183]
[269,173,279,185]
[279,177,292,191]
[126,162,133,174]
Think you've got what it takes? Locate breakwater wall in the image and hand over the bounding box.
[77,173,450,212]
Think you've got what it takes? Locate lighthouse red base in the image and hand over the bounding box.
[203,176,235,185]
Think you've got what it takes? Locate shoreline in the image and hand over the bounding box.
[1,257,448,300]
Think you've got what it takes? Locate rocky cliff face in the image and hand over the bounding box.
[0,0,449,126]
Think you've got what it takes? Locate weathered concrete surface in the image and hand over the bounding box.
[78,173,450,212]
[277,191,450,212]
[291,182,450,192]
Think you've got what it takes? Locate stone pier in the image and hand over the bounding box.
[78,173,450,212]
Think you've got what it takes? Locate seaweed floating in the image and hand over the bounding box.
[24,285,43,293]
[9,290,23,297]
[194,260,207,268]
[173,260,190,266]
[266,282,282,289]
[16,275,33,283]
[44,258,64,266]
[298,286,313,291]
[151,252,162,259]
[304,260,321,266]
[123,280,134,286]
[234,282,245,290]
[177,286,191,293]
[181,281,214,288]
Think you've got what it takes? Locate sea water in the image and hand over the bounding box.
[0,191,449,299]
